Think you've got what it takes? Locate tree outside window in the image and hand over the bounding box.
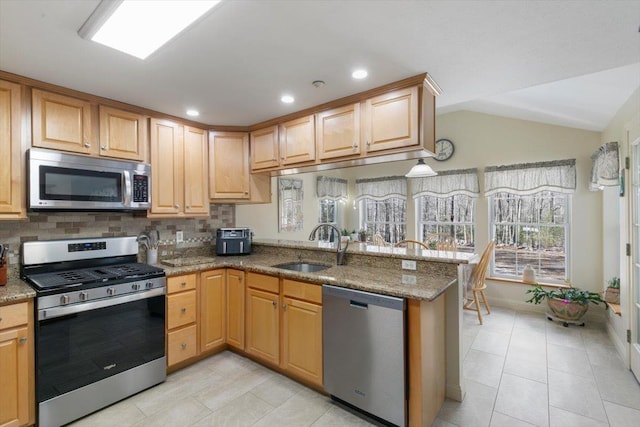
[418,195,475,252]
[490,191,569,283]
[359,197,406,244]
[318,199,339,241]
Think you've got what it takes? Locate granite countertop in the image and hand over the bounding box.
[159,253,458,301]
[0,278,36,304]
[253,238,476,264]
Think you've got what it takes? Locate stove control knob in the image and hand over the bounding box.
[132,283,141,291]
[60,295,70,305]
[107,287,116,296]
[146,282,154,289]
[79,292,89,301]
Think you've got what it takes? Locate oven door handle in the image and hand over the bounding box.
[38,287,165,320]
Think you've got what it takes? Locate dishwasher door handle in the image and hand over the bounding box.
[350,300,368,309]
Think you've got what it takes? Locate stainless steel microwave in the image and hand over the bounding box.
[28,148,151,211]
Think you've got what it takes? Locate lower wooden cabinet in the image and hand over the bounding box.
[166,274,198,368]
[200,269,226,353]
[167,324,197,366]
[226,269,245,350]
[0,300,34,427]
[245,285,280,365]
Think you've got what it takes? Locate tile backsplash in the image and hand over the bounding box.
[0,205,235,270]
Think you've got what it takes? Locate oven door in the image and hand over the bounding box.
[36,291,166,405]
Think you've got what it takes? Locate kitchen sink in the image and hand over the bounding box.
[272,262,330,273]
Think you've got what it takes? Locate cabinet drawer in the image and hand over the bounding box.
[0,302,29,330]
[167,274,197,294]
[167,290,196,330]
[282,280,322,304]
[247,272,279,294]
[167,324,197,366]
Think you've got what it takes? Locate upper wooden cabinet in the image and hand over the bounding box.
[279,115,315,166]
[364,86,419,153]
[149,119,209,217]
[0,79,26,219]
[316,103,361,160]
[209,131,250,199]
[98,106,147,161]
[32,89,93,154]
[250,125,279,170]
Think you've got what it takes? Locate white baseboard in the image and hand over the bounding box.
[488,297,608,324]
[607,321,630,366]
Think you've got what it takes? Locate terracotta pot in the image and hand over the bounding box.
[547,297,589,321]
[604,287,620,304]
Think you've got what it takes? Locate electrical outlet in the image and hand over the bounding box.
[402,274,417,285]
[402,260,416,270]
[176,231,184,243]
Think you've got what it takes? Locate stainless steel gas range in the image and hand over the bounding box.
[21,236,167,427]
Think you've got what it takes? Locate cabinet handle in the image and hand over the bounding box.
[175,204,180,209]
[181,343,187,350]
[352,142,358,149]
[280,156,284,160]
[186,205,191,209]
[282,303,287,310]
[181,307,186,313]
[101,146,107,150]
[366,140,370,147]
[244,191,249,195]
[19,337,27,344]
[180,282,187,287]
[84,142,91,148]
[272,301,277,307]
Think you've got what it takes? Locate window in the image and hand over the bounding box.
[278,178,303,232]
[316,176,348,241]
[318,199,339,241]
[490,191,570,283]
[411,168,480,251]
[417,195,475,252]
[484,159,576,284]
[359,197,406,244]
[356,176,407,244]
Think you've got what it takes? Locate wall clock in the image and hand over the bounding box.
[434,138,454,161]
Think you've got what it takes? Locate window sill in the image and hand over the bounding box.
[486,276,570,289]
[606,302,622,316]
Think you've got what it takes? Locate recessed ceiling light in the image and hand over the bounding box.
[186,109,199,117]
[352,69,368,79]
[78,0,221,60]
[281,95,295,104]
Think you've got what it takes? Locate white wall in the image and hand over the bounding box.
[237,110,603,306]
[601,86,640,358]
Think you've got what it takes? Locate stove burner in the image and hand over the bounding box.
[27,262,164,291]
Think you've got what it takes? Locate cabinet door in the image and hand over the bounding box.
[184,126,209,215]
[99,106,147,161]
[250,125,279,170]
[0,326,29,427]
[200,270,226,353]
[246,287,279,365]
[365,86,418,152]
[226,269,245,350]
[209,131,250,199]
[316,103,361,160]
[167,324,197,367]
[279,115,315,165]
[0,80,25,218]
[32,89,93,154]
[281,296,323,387]
[150,118,183,214]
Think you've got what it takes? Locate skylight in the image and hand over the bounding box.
[79,0,221,60]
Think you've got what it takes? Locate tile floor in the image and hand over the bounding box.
[69,306,640,427]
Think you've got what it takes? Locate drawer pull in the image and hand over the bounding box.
[181,343,187,350]
[272,301,277,307]
[282,303,287,310]
[181,308,186,313]
[19,337,27,344]
[180,282,187,287]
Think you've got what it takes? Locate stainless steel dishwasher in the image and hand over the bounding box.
[322,284,406,427]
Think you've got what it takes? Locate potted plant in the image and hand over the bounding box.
[358,229,367,242]
[350,229,359,241]
[340,228,350,242]
[604,277,620,304]
[526,284,604,325]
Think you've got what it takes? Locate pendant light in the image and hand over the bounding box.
[405,159,437,178]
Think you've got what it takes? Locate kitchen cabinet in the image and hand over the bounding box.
[250,125,279,170]
[31,89,94,154]
[209,131,250,199]
[200,269,226,353]
[316,103,361,160]
[98,106,147,161]
[279,115,315,166]
[226,269,245,350]
[0,79,26,219]
[364,86,419,153]
[166,274,198,367]
[280,279,323,387]
[245,273,280,366]
[0,300,34,427]
[149,118,209,217]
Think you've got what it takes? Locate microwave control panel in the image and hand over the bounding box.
[133,175,149,202]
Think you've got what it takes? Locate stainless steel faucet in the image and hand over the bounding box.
[308,223,349,265]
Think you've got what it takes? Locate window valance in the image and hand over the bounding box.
[355,176,406,201]
[485,159,576,196]
[410,168,480,199]
[316,176,348,201]
[590,141,619,191]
